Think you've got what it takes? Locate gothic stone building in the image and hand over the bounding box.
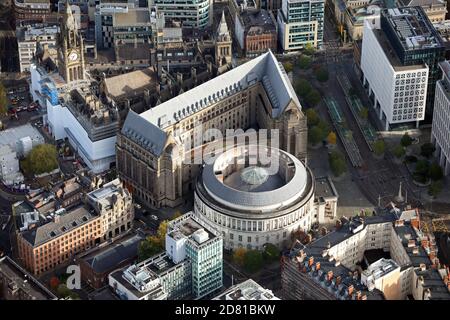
[116,51,308,208]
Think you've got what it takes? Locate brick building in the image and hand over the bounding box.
[17,179,134,276]
[235,9,277,57]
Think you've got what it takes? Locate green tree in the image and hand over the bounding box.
[400,133,413,148]
[329,151,347,177]
[262,243,280,262]
[304,43,315,56]
[315,67,329,82]
[420,143,436,158]
[21,144,58,175]
[283,61,294,73]
[137,235,162,261]
[373,139,385,156]
[57,284,80,299]
[0,82,7,115]
[244,250,263,273]
[393,145,405,158]
[305,108,319,127]
[298,55,312,69]
[359,107,369,120]
[305,89,321,107]
[413,160,430,183]
[309,126,325,145]
[233,247,247,266]
[296,79,312,96]
[429,162,443,181]
[428,180,443,198]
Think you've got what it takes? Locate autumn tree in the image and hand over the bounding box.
[327,131,337,145]
[233,247,247,266]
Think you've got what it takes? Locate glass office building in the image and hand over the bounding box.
[150,0,212,28]
[277,0,324,51]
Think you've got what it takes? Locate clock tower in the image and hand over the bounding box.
[58,0,85,83]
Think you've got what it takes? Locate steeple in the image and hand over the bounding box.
[64,0,76,31]
[217,11,230,41]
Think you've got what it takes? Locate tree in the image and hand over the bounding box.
[21,144,58,175]
[309,126,325,145]
[283,61,294,73]
[327,131,337,145]
[243,250,263,273]
[298,55,312,69]
[305,108,319,127]
[233,247,247,266]
[262,243,280,262]
[393,145,405,158]
[0,82,7,115]
[296,79,312,97]
[49,276,60,290]
[137,235,162,261]
[359,107,369,120]
[373,139,385,156]
[304,43,315,56]
[413,160,430,183]
[401,133,413,148]
[429,162,443,181]
[428,180,443,198]
[420,143,436,158]
[57,284,80,299]
[315,67,329,82]
[305,89,321,107]
[329,151,347,177]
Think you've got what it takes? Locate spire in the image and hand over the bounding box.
[64,0,76,31]
[217,11,229,39]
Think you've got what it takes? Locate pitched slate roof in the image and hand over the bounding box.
[121,51,301,155]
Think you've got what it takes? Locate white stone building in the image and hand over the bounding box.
[431,60,450,175]
[194,145,337,250]
[86,178,134,240]
[361,17,429,130]
[16,24,59,73]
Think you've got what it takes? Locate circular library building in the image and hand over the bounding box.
[194,145,316,250]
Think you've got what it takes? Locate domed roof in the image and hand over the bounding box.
[240,166,269,185]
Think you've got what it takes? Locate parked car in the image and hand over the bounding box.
[150,215,158,221]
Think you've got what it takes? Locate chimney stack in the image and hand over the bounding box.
[348,285,354,296]
[356,291,362,300]
[327,270,333,281]
[308,256,314,267]
[336,275,342,286]
[315,262,321,271]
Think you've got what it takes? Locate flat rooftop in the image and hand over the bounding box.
[381,7,444,51]
[362,258,399,281]
[0,124,45,152]
[373,27,427,71]
[213,279,280,300]
[315,176,338,200]
[239,10,276,34]
[114,9,150,26]
[167,215,217,244]
[0,256,56,300]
